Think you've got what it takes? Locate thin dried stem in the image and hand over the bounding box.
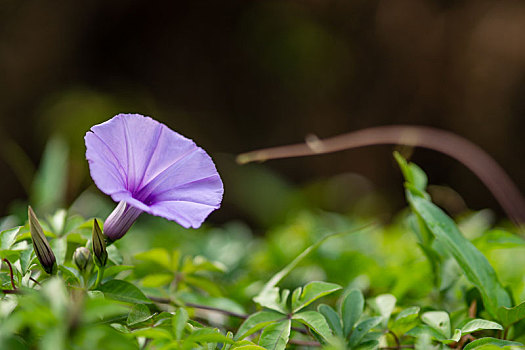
[388,330,401,349]
[2,258,16,290]
[237,125,525,226]
[29,277,41,286]
[1,289,22,294]
[184,302,248,320]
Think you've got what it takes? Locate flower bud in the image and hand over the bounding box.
[73,247,91,272]
[103,201,142,242]
[28,206,57,275]
[92,219,107,267]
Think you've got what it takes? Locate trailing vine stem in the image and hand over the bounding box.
[2,258,16,290]
[237,125,525,227]
[147,295,416,349]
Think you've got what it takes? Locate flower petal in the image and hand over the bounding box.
[147,200,220,229]
[85,113,223,229]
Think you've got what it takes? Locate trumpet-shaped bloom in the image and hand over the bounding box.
[85,114,223,240]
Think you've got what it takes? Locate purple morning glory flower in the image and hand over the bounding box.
[85,114,224,241]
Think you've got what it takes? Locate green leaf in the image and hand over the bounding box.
[97,279,151,304]
[474,229,525,249]
[391,306,420,335]
[141,273,174,288]
[135,248,172,271]
[293,311,333,341]
[235,311,285,340]
[31,136,69,211]
[252,287,290,314]
[394,152,428,193]
[231,340,267,350]
[82,294,128,322]
[173,308,189,340]
[342,289,364,337]
[223,332,234,350]
[254,224,374,312]
[354,340,379,350]
[460,319,503,334]
[58,265,80,285]
[107,244,123,265]
[371,294,396,326]
[183,328,234,349]
[103,265,134,279]
[463,338,523,350]
[50,237,67,265]
[127,304,153,326]
[450,329,462,343]
[184,275,222,296]
[421,311,450,338]
[498,301,525,328]
[409,194,512,317]
[258,319,291,350]
[397,154,512,318]
[318,304,343,337]
[0,227,21,250]
[291,281,342,312]
[131,328,173,340]
[348,317,382,347]
[406,325,450,342]
[182,255,226,274]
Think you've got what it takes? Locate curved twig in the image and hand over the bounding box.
[237,125,525,226]
[2,259,16,290]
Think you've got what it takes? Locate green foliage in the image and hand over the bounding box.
[2,149,525,349]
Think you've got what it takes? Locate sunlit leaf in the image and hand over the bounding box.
[293,310,332,341]
[460,319,503,334]
[235,311,285,340]
[127,304,153,326]
[97,279,151,304]
[463,337,523,350]
[258,319,291,350]
[291,281,341,312]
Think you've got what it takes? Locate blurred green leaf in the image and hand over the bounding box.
[31,136,69,212]
[97,280,151,304]
[370,294,396,326]
[172,308,189,340]
[421,311,450,338]
[463,338,523,350]
[460,319,503,334]
[0,227,21,250]
[135,248,172,271]
[391,306,420,335]
[141,273,173,288]
[497,302,525,328]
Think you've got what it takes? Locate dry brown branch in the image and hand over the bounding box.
[237,125,525,226]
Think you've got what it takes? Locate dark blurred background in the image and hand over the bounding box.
[1,0,524,227]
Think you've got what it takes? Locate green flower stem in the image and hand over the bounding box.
[94,266,105,288]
